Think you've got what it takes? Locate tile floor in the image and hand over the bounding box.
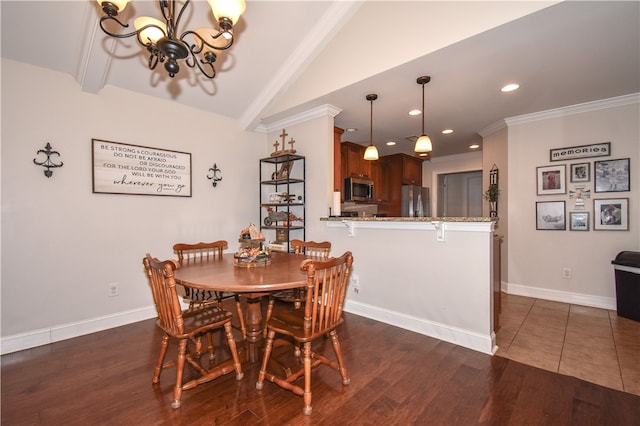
[495,293,640,396]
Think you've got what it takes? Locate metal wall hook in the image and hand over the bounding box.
[33,142,63,178]
[207,163,222,187]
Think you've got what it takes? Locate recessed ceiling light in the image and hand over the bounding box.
[386,141,396,146]
[469,144,480,149]
[346,128,357,132]
[442,129,453,134]
[408,109,421,116]
[501,83,520,92]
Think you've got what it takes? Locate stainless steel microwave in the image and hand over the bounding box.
[344,177,374,202]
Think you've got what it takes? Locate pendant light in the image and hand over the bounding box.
[363,94,379,161]
[414,76,432,153]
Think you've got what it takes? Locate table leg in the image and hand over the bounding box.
[244,294,265,363]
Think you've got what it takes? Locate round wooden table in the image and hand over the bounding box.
[174,251,308,362]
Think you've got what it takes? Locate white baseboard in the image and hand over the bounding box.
[503,282,617,311]
[1,306,157,355]
[344,300,495,355]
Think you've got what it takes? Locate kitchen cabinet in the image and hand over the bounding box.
[381,154,423,216]
[259,154,305,252]
[386,153,423,186]
[341,141,371,181]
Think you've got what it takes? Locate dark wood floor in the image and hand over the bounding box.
[3,308,639,425]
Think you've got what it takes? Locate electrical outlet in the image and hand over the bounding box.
[108,283,119,297]
[352,274,360,294]
[562,267,572,279]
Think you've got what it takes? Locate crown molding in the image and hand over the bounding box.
[253,104,342,134]
[505,93,640,127]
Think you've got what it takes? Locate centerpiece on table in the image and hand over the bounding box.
[234,224,271,267]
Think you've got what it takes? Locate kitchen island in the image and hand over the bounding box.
[320,216,499,354]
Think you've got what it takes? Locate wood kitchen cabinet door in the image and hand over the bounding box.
[402,155,423,185]
[341,141,371,179]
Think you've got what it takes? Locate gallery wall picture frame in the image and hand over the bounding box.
[537,164,566,195]
[594,158,630,192]
[593,198,629,231]
[570,162,590,183]
[536,201,566,230]
[569,212,589,231]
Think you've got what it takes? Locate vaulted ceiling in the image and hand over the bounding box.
[2,1,638,158]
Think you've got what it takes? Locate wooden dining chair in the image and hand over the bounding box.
[143,254,243,409]
[263,239,331,339]
[256,251,353,415]
[173,241,247,340]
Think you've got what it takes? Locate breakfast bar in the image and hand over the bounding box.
[320,216,499,354]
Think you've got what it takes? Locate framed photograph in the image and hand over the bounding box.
[594,158,630,192]
[570,162,590,183]
[536,201,566,230]
[276,161,294,180]
[594,198,629,231]
[569,212,589,231]
[537,165,566,195]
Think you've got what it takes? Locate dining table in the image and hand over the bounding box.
[173,250,308,363]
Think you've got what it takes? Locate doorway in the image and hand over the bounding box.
[437,170,483,217]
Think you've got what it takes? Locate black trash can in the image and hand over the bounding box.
[612,251,640,322]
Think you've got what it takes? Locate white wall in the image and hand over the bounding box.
[506,98,639,308]
[0,60,264,346]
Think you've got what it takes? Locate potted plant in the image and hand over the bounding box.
[484,184,500,217]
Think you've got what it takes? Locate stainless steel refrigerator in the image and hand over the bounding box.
[401,185,430,217]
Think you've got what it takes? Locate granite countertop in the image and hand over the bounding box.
[321,216,496,222]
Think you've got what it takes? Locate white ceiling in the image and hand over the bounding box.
[2,1,638,158]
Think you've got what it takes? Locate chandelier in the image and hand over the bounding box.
[414,76,433,153]
[95,0,246,79]
[363,94,379,161]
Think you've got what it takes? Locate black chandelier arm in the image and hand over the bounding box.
[184,47,217,79]
[181,29,234,54]
[99,15,138,39]
[146,47,162,71]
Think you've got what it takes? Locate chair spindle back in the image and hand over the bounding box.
[300,251,353,335]
[291,239,331,259]
[143,254,183,335]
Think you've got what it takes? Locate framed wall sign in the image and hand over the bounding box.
[537,164,566,195]
[92,139,192,197]
[594,158,630,192]
[550,142,610,162]
[536,201,566,230]
[569,212,589,231]
[570,162,590,183]
[594,198,628,231]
